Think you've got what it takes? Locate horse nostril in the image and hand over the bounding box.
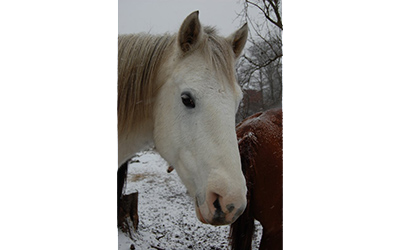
[211,196,227,225]
[212,196,236,214]
[226,203,235,213]
[213,197,222,211]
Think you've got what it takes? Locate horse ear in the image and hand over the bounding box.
[227,23,248,59]
[178,11,202,53]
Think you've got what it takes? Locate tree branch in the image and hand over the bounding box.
[246,0,282,30]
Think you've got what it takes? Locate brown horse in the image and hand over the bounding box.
[230,108,283,250]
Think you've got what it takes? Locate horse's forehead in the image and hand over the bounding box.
[174,57,239,92]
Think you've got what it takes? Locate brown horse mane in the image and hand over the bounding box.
[117,26,237,136]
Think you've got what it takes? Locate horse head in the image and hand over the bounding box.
[153,11,248,225]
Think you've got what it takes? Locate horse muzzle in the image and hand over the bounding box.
[195,191,246,225]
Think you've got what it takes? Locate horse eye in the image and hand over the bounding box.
[181,93,195,109]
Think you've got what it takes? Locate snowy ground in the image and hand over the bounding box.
[118,149,262,250]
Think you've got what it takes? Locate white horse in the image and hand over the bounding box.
[118,11,248,225]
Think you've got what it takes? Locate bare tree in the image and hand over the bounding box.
[235,0,282,122]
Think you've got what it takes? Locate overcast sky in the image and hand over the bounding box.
[118,0,247,37]
[2,2,400,249]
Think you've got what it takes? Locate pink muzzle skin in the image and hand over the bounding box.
[195,195,246,225]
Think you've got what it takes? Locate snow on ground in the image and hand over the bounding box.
[118,149,262,250]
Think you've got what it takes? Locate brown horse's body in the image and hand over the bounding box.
[230,108,283,250]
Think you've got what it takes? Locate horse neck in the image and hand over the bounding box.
[118,118,154,167]
[117,34,174,167]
